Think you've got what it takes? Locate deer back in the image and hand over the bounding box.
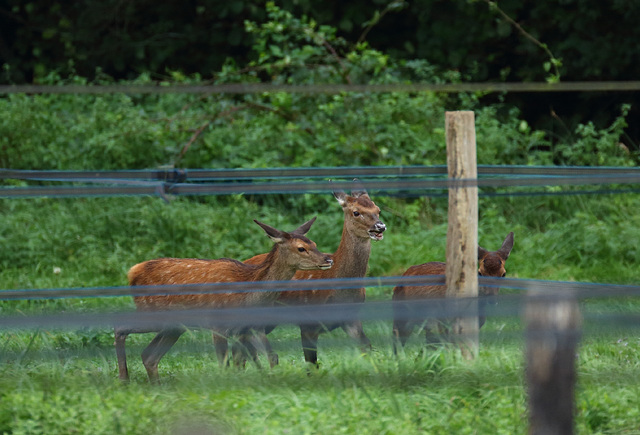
[393,232,514,301]
[130,217,332,311]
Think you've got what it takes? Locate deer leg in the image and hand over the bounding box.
[300,326,321,368]
[247,328,279,368]
[230,329,257,369]
[425,319,449,348]
[115,325,160,382]
[424,319,440,348]
[231,335,255,369]
[141,328,185,383]
[245,333,263,369]
[231,341,243,369]
[392,320,412,355]
[392,302,412,355]
[212,332,230,367]
[114,328,131,382]
[341,320,371,354]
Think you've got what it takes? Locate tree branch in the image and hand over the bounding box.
[483,0,561,80]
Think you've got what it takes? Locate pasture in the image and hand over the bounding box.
[2,190,640,434]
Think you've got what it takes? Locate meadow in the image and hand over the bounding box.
[1,61,640,433]
[1,190,640,434]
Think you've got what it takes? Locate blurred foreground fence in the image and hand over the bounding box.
[2,273,639,434]
[1,276,639,331]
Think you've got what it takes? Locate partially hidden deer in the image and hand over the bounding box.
[115,217,333,383]
[392,232,514,352]
[244,180,386,367]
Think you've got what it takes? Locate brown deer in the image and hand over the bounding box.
[244,180,386,367]
[392,232,514,352]
[114,217,333,383]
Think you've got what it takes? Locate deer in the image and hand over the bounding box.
[244,180,386,367]
[114,217,333,383]
[392,232,514,352]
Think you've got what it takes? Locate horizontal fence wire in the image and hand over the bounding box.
[1,291,639,331]
[1,277,640,330]
[3,276,640,301]
[3,81,640,95]
[4,165,640,182]
[2,166,640,199]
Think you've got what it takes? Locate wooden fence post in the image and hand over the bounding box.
[526,290,581,435]
[445,111,479,360]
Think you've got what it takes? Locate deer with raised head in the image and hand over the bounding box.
[392,232,514,352]
[115,217,333,383]
[244,180,386,367]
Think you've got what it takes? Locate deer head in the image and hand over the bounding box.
[254,217,333,270]
[332,179,386,241]
[477,232,514,298]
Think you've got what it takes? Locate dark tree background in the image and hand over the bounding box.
[1,0,639,147]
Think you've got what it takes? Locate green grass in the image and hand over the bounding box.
[1,321,639,434]
[2,188,640,434]
[0,323,527,435]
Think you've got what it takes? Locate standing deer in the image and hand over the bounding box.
[392,232,514,352]
[244,180,386,367]
[115,217,333,383]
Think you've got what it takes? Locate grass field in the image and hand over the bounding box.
[1,316,640,434]
[2,191,640,434]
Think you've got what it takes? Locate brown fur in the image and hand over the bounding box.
[114,218,332,383]
[244,180,386,366]
[392,232,514,351]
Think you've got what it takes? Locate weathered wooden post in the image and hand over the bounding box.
[445,111,479,360]
[526,288,581,435]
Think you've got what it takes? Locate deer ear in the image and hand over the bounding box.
[498,232,514,260]
[331,180,349,206]
[291,216,317,236]
[351,178,368,198]
[254,220,287,243]
[478,246,489,260]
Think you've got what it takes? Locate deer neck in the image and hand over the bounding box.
[332,227,371,278]
[252,246,297,282]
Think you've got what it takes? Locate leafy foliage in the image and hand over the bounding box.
[2,4,636,172]
[4,0,640,84]
[4,1,640,148]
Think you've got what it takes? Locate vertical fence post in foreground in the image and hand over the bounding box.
[445,111,479,360]
[526,289,581,435]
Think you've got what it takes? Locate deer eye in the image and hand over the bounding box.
[353,211,360,217]
[298,247,306,252]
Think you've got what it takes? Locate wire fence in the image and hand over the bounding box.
[2,286,640,331]
[3,81,640,95]
[3,166,640,199]
[2,166,639,309]
[2,82,639,435]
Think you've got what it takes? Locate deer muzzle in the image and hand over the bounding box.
[368,221,386,241]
